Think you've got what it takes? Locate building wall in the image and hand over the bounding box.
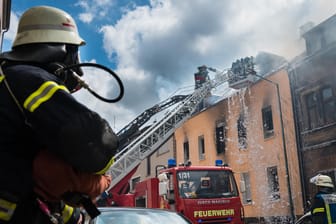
[174,69,303,222]
[289,49,336,201]
[289,14,336,204]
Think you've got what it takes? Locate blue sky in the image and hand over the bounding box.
[4,0,336,131]
[6,0,149,66]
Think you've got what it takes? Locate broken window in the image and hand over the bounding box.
[237,115,247,149]
[240,172,252,204]
[183,141,190,162]
[262,106,274,138]
[215,121,226,154]
[198,135,205,160]
[267,166,280,200]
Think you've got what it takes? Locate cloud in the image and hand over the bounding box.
[76,0,116,24]
[79,12,94,24]
[94,0,336,131]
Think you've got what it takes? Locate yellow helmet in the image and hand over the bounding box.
[13,5,85,48]
[310,174,334,188]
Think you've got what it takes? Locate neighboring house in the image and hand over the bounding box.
[288,14,336,206]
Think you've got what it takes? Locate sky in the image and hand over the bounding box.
[3,0,336,132]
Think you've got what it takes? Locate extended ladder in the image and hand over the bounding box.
[107,69,231,190]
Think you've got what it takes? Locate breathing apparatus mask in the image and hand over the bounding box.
[46,44,84,93]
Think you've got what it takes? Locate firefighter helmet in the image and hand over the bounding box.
[310,174,334,188]
[12,5,85,48]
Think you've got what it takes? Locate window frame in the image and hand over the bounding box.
[215,121,226,154]
[267,166,280,201]
[262,106,274,139]
[321,86,336,124]
[183,141,190,162]
[198,135,205,160]
[305,86,336,129]
[237,114,247,149]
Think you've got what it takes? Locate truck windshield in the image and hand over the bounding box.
[177,170,238,199]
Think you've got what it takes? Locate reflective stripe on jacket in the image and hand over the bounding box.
[0,64,118,221]
[312,192,336,224]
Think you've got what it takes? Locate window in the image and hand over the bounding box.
[322,87,336,124]
[131,176,140,191]
[237,115,247,149]
[306,92,319,129]
[146,157,151,176]
[183,141,190,162]
[177,170,239,199]
[305,86,336,129]
[305,32,323,55]
[267,166,280,200]
[198,135,205,160]
[215,122,226,154]
[240,172,252,204]
[262,106,274,138]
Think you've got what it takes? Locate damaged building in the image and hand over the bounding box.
[288,14,336,206]
[174,58,303,223]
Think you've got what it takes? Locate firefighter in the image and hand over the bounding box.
[310,174,336,224]
[0,5,119,224]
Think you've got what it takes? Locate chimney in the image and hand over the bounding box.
[299,21,314,37]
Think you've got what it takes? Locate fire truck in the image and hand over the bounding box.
[101,158,244,223]
[98,65,247,223]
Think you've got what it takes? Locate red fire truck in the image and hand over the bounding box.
[102,159,244,224]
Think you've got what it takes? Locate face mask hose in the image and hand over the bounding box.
[56,62,124,103]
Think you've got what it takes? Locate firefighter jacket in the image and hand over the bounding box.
[0,63,118,223]
[311,191,336,224]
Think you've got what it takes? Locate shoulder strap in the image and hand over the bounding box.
[0,63,32,127]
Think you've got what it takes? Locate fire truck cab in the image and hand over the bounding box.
[132,159,245,224]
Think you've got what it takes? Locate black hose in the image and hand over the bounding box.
[60,62,124,103]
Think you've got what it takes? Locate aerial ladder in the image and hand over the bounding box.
[116,94,189,150]
[106,67,234,193]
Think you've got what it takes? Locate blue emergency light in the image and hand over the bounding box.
[215,159,223,166]
[168,158,177,168]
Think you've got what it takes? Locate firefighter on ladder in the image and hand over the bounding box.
[0,5,119,224]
